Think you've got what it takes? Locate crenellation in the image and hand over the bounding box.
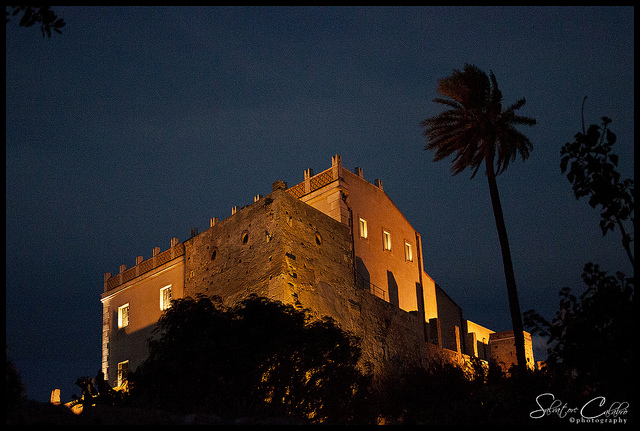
[99,154,535,388]
[104,238,185,292]
[304,168,314,180]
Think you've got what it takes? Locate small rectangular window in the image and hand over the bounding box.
[359,218,368,239]
[118,304,129,328]
[383,230,391,251]
[160,285,172,311]
[117,361,129,387]
[405,241,413,262]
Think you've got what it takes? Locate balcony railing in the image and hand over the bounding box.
[355,272,386,301]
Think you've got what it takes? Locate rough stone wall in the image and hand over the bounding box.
[184,193,288,304]
[101,158,528,388]
[184,188,428,377]
[489,330,535,372]
[274,189,428,374]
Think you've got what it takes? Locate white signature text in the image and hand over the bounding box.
[530,393,628,423]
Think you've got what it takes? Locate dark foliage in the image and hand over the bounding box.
[525,112,634,409]
[6,6,65,37]
[560,113,634,267]
[6,353,26,410]
[128,294,371,423]
[421,63,536,179]
[370,357,551,425]
[524,263,634,399]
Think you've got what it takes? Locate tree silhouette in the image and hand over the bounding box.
[6,351,26,410]
[525,112,635,401]
[523,263,634,399]
[6,6,65,38]
[560,106,634,269]
[129,294,370,423]
[421,64,536,375]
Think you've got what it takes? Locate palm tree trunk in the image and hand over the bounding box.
[485,154,527,375]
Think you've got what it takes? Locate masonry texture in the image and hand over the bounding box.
[100,155,534,388]
[183,189,428,373]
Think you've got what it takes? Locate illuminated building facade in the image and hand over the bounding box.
[100,155,533,387]
[490,330,535,373]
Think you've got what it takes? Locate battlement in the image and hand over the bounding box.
[286,154,384,199]
[104,155,386,294]
[103,238,184,292]
[99,154,532,389]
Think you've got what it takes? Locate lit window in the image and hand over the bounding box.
[383,230,391,251]
[405,241,413,262]
[117,361,129,387]
[359,218,368,239]
[160,285,172,311]
[118,304,129,328]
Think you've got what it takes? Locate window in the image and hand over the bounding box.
[160,285,172,311]
[359,218,368,239]
[117,361,129,387]
[117,304,129,328]
[405,241,413,262]
[383,230,391,251]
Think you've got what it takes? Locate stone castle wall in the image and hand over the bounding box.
[183,188,428,376]
[100,157,535,387]
[183,193,287,304]
[489,330,535,372]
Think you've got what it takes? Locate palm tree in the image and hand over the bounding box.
[421,64,536,375]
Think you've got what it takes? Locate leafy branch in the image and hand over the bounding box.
[560,106,634,268]
[6,6,65,38]
[522,262,633,397]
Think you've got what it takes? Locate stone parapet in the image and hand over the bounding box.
[103,240,184,292]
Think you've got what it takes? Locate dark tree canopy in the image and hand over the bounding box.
[524,263,634,399]
[129,294,370,423]
[6,353,26,409]
[525,113,635,401]
[560,114,634,267]
[6,6,65,38]
[422,63,536,179]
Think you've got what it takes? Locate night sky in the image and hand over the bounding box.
[6,6,634,404]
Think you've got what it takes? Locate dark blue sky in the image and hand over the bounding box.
[6,6,634,403]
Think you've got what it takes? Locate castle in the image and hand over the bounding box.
[100,155,534,388]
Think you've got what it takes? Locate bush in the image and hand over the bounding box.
[129,294,371,423]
